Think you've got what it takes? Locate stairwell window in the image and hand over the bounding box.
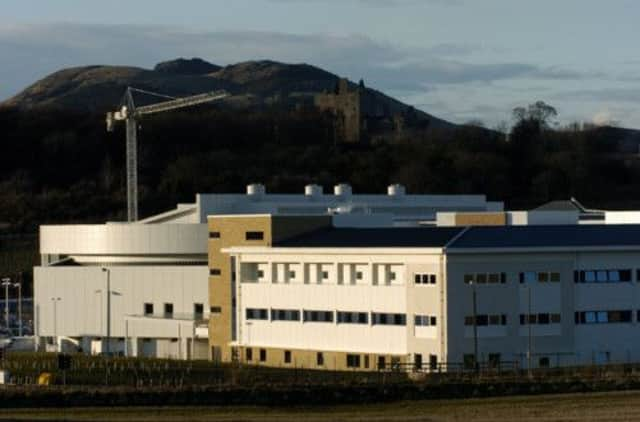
[245,231,264,241]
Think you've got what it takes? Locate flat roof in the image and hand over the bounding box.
[275,227,465,248]
[271,224,640,250]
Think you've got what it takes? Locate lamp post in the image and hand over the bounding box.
[101,268,111,356]
[471,281,479,374]
[51,297,61,351]
[12,282,22,337]
[1,278,11,333]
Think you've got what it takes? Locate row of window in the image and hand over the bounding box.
[520,271,561,284]
[414,273,437,285]
[464,273,506,285]
[210,231,264,240]
[244,308,434,326]
[464,314,508,326]
[519,313,562,325]
[243,348,410,370]
[575,310,633,324]
[574,270,632,283]
[142,303,204,318]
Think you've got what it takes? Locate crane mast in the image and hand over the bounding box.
[106,88,229,222]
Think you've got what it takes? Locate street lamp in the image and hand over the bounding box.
[51,297,61,352]
[470,280,479,374]
[1,278,11,332]
[101,268,111,356]
[12,282,22,337]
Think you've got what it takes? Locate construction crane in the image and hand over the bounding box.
[106,87,229,222]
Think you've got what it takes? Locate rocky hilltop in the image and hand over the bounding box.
[1,58,453,128]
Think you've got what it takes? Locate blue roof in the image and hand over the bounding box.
[275,227,464,248]
[276,224,640,250]
[449,224,640,249]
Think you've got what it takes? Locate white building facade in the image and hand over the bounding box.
[224,225,640,370]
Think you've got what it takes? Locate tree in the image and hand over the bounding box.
[512,101,558,129]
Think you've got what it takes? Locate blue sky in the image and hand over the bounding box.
[1,0,638,128]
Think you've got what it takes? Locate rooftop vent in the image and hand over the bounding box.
[305,184,323,197]
[334,184,352,196]
[246,184,266,197]
[387,184,406,197]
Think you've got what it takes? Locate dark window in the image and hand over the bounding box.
[378,356,386,370]
[430,316,437,326]
[259,349,266,362]
[539,357,550,368]
[538,313,550,325]
[194,303,204,319]
[346,354,360,368]
[414,354,423,370]
[488,353,501,368]
[144,303,153,316]
[210,306,222,313]
[476,315,488,326]
[551,313,561,323]
[270,309,300,321]
[621,270,632,282]
[501,314,507,325]
[246,348,253,361]
[356,271,363,280]
[209,231,221,239]
[500,273,507,284]
[463,354,476,370]
[210,268,221,276]
[246,308,268,320]
[245,231,264,241]
[574,271,579,283]
[303,310,333,323]
[317,352,324,366]
[364,355,370,369]
[284,350,292,364]
[520,314,526,325]
[429,274,437,284]
[429,354,438,371]
[164,303,173,317]
[414,274,421,284]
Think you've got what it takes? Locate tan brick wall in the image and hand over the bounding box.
[207,215,331,363]
[454,212,506,226]
[238,345,407,372]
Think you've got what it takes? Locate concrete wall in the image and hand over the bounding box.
[34,266,209,339]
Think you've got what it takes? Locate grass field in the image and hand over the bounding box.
[1,390,639,422]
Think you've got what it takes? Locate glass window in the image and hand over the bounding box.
[429,275,437,284]
[476,274,487,284]
[550,272,561,282]
[608,270,620,282]
[488,273,499,284]
[430,316,437,326]
[415,274,422,284]
[164,303,173,317]
[464,316,474,326]
[585,271,596,282]
[524,272,536,284]
[489,315,500,325]
[538,272,549,283]
[538,313,550,324]
[245,231,264,240]
[596,271,608,282]
[551,313,561,323]
[144,303,153,316]
[585,311,597,323]
[464,274,474,284]
[317,352,324,366]
[596,311,608,323]
[356,271,363,280]
[421,274,430,284]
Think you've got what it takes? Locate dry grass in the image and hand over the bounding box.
[1,390,640,421]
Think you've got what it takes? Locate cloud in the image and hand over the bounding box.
[0,22,597,101]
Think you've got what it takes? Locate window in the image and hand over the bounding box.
[364,355,370,369]
[164,303,173,318]
[464,314,506,326]
[337,311,368,324]
[209,268,221,276]
[317,352,324,366]
[194,303,204,319]
[356,271,363,280]
[322,271,329,280]
[414,315,436,326]
[245,231,264,241]
[210,306,222,314]
[246,348,253,361]
[377,356,386,370]
[414,354,423,370]
[270,309,300,321]
[465,273,506,285]
[463,354,476,370]
[389,272,396,281]
[539,357,550,368]
[144,303,153,316]
[575,310,632,324]
[576,269,631,283]
[372,313,406,326]
[259,349,266,362]
[346,354,361,368]
[209,231,221,239]
[416,273,437,285]
[284,350,292,364]
[521,271,561,284]
[488,353,501,368]
[288,271,296,279]
[520,313,561,325]
[303,310,334,323]
[246,308,268,320]
[257,270,265,279]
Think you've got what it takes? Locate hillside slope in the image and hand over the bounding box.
[1,58,453,128]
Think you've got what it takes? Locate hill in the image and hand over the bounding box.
[0,58,453,129]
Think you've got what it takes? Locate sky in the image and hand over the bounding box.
[1,0,638,128]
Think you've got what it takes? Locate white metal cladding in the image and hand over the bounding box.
[40,224,208,255]
[34,266,209,338]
